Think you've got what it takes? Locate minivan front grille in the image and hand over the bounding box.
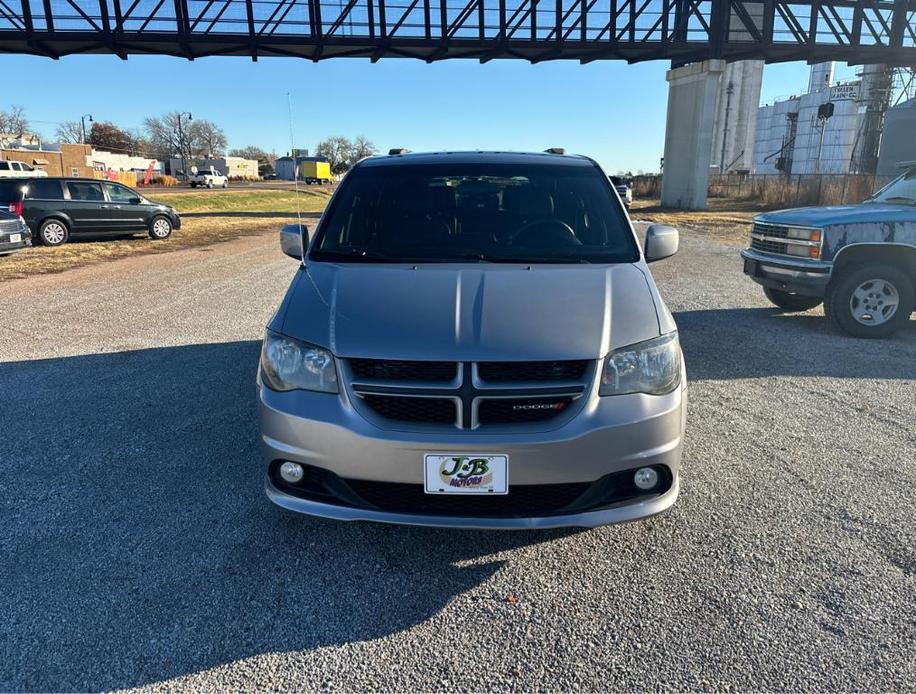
[477,360,589,383]
[345,359,593,430]
[360,394,456,423]
[349,358,456,382]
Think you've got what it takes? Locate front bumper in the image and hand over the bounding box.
[259,375,686,529]
[0,225,31,253]
[741,248,832,296]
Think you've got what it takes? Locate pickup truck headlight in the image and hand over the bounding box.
[259,330,338,393]
[600,332,681,396]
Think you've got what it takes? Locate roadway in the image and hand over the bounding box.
[1,228,914,691]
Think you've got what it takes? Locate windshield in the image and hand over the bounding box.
[867,167,916,205]
[310,162,639,264]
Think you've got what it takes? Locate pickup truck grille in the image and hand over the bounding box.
[0,218,24,233]
[344,358,594,430]
[750,237,789,255]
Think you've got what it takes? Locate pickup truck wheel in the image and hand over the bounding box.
[763,287,823,312]
[148,216,173,240]
[222,181,228,188]
[207,181,213,189]
[826,264,914,338]
[38,219,69,246]
[190,182,197,188]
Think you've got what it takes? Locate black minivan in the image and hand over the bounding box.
[0,178,181,246]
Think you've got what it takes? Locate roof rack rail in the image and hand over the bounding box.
[388,148,412,155]
[544,147,566,155]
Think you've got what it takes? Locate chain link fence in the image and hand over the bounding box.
[633,173,895,208]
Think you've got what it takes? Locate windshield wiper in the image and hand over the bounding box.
[875,196,916,206]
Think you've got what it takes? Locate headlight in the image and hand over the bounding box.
[600,332,681,396]
[259,330,338,393]
[785,226,822,242]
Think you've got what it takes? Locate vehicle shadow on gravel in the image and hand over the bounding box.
[675,307,916,381]
[0,341,574,691]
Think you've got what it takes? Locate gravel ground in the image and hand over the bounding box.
[1,229,914,692]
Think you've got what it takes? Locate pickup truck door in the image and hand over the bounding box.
[64,180,111,232]
[102,182,148,231]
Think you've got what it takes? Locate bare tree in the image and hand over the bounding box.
[190,119,227,157]
[0,105,29,137]
[351,135,378,162]
[315,136,353,175]
[55,120,84,144]
[229,145,269,160]
[144,112,195,162]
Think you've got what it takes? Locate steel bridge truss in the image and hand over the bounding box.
[3,0,915,64]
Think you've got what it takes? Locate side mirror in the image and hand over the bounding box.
[280,223,308,260]
[129,196,142,204]
[644,224,679,262]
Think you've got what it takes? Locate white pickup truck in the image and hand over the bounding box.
[0,160,48,178]
[188,166,228,188]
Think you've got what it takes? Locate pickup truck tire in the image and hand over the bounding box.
[148,216,173,240]
[763,287,823,312]
[190,182,197,188]
[825,264,914,338]
[37,218,69,246]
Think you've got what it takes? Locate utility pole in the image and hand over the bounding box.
[719,82,735,172]
[177,112,193,180]
[80,114,93,144]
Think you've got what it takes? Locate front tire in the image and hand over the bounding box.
[149,216,173,240]
[825,264,914,338]
[763,287,823,312]
[38,219,69,246]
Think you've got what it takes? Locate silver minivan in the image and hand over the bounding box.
[259,151,686,529]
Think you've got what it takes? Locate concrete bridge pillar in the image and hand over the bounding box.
[660,59,726,210]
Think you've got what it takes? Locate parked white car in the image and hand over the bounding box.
[188,166,228,189]
[0,161,48,178]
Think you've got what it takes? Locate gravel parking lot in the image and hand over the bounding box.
[1,228,914,691]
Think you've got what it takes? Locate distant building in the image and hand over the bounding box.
[91,149,163,176]
[876,97,916,176]
[0,142,94,177]
[168,155,260,179]
[710,61,764,173]
[752,63,892,175]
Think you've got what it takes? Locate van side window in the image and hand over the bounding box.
[103,183,137,203]
[25,180,64,200]
[66,181,104,201]
[0,162,9,170]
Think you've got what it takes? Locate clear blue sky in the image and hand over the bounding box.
[8,55,857,173]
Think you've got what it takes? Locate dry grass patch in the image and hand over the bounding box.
[630,198,764,243]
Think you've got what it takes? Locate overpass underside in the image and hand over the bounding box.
[3,0,916,65]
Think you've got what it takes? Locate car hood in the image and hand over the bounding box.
[278,263,663,361]
[756,203,916,227]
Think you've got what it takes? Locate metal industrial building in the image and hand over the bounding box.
[752,63,895,175]
[710,61,764,173]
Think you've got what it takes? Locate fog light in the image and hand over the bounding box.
[633,467,659,491]
[279,461,304,483]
